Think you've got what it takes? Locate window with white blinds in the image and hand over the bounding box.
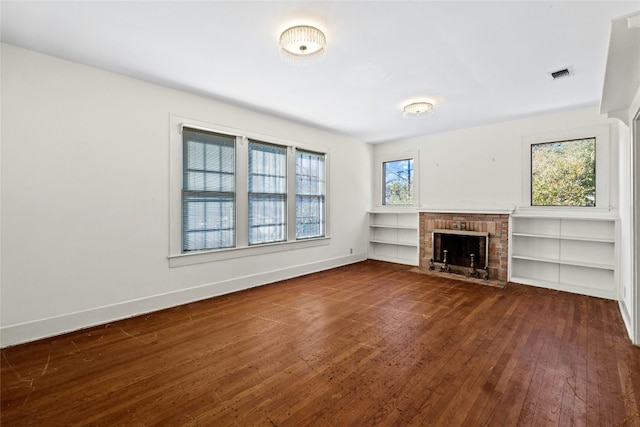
[182,128,236,252]
[170,116,329,262]
[248,141,287,245]
[296,150,326,239]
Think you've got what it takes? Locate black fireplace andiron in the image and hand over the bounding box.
[440,250,450,273]
[468,253,477,277]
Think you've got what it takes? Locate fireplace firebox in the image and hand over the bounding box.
[432,229,489,275]
[419,212,509,282]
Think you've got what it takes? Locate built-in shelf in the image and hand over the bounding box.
[370,239,418,247]
[370,224,417,230]
[368,211,419,266]
[511,254,614,270]
[511,232,615,243]
[509,215,618,300]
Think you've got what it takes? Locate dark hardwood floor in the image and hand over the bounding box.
[2,260,640,426]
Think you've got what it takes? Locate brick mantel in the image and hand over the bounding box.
[419,212,509,281]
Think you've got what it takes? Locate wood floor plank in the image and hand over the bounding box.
[2,260,639,426]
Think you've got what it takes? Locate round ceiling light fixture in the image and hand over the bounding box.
[403,101,434,118]
[279,25,327,64]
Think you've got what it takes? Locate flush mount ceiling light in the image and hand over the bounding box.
[279,25,326,64]
[403,101,434,118]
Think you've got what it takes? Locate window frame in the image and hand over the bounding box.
[522,124,610,212]
[530,137,596,207]
[382,158,415,206]
[296,149,326,239]
[182,128,237,252]
[374,150,420,208]
[169,115,330,267]
[248,140,288,245]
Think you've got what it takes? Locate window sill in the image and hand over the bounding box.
[369,206,419,213]
[513,206,617,219]
[168,236,331,268]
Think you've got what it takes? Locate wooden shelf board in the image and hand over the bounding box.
[370,224,418,230]
[509,275,616,300]
[512,232,614,243]
[368,254,418,266]
[370,239,418,248]
[511,214,618,221]
[511,254,614,270]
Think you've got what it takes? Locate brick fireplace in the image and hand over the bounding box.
[419,212,509,282]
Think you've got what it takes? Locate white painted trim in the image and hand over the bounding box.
[511,212,619,221]
[373,150,420,209]
[508,215,514,282]
[619,300,633,340]
[369,208,419,214]
[168,236,331,267]
[169,113,331,260]
[521,124,611,210]
[631,93,640,345]
[433,229,489,237]
[510,276,617,300]
[419,208,515,215]
[0,253,367,348]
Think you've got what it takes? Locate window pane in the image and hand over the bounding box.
[383,159,413,205]
[248,194,286,244]
[248,141,287,245]
[296,195,324,239]
[531,138,595,207]
[183,130,235,193]
[296,150,325,239]
[249,141,287,193]
[182,128,236,252]
[182,193,235,251]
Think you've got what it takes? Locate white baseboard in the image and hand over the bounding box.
[509,276,617,300]
[618,299,635,344]
[1,253,367,348]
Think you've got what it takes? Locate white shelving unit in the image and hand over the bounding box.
[509,215,618,299]
[368,211,419,266]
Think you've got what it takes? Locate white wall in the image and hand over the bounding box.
[0,44,372,347]
[617,84,640,345]
[617,117,634,336]
[630,86,640,345]
[373,106,639,342]
[372,107,617,212]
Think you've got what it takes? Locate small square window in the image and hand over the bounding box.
[383,159,414,205]
[531,138,596,207]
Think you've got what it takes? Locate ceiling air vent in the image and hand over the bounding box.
[550,67,573,79]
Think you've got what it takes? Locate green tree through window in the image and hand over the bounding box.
[531,138,595,207]
[384,159,413,205]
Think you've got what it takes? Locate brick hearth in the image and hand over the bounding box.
[419,212,509,281]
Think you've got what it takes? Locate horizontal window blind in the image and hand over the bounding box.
[248,141,287,245]
[296,150,325,239]
[182,128,236,251]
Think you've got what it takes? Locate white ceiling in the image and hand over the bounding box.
[2,1,638,143]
